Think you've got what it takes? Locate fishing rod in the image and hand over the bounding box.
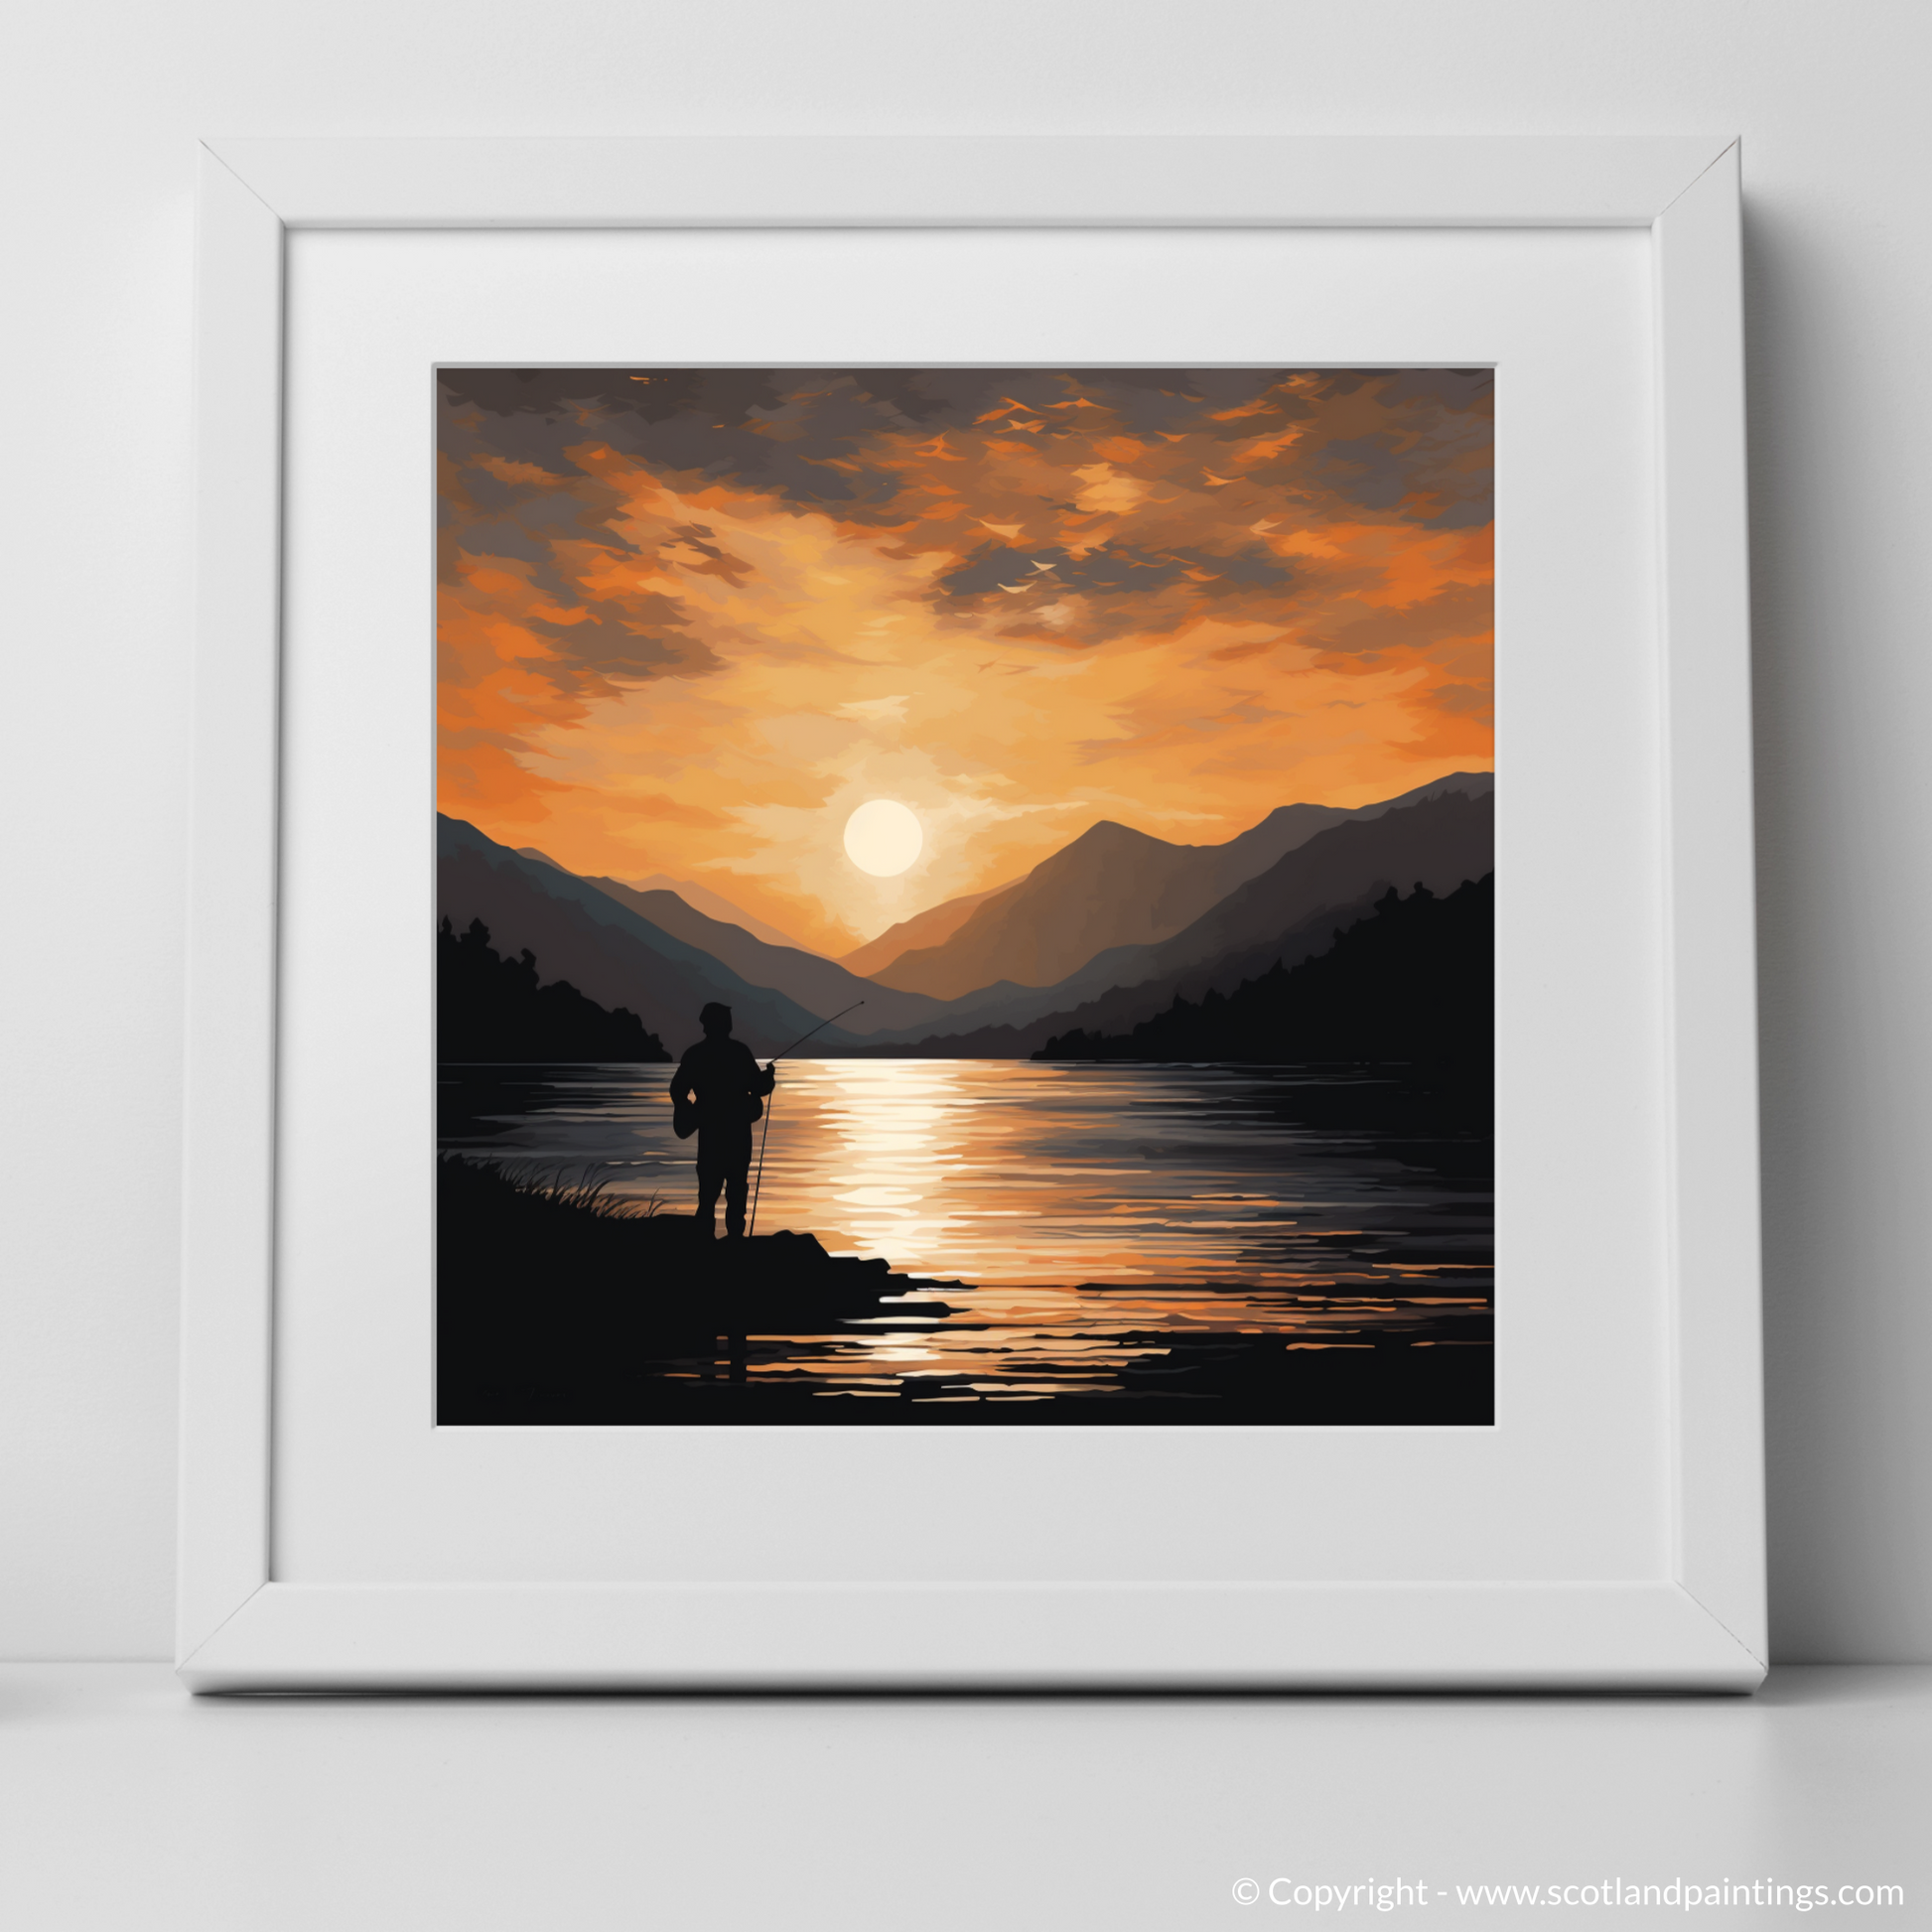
[748,1000,864,1238]
[768,1001,866,1064]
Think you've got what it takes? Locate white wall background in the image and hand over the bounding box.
[2,0,1925,1663]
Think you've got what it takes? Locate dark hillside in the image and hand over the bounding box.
[439,814,856,1055]
[850,789,1491,1054]
[1037,874,1492,1068]
[868,771,1490,1001]
[439,916,670,1063]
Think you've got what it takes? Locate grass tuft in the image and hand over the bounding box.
[440,1153,664,1220]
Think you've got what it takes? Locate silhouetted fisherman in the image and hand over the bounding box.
[670,1002,775,1239]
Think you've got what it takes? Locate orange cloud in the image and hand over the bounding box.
[436,368,1492,950]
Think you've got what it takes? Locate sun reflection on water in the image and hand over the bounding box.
[443,1056,1491,1399]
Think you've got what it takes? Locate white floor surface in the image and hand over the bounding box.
[0,1664,1925,1928]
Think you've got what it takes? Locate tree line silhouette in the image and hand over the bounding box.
[1035,874,1493,1066]
[439,915,670,1063]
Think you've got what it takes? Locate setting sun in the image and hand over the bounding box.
[843,799,924,878]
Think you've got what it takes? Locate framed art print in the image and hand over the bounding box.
[180,138,1764,1690]
[433,361,1495,1429]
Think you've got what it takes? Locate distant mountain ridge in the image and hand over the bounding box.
[849,789,1494,1057]
[838,878,1020,979]
[1037,873,1494,1066]
[514,845,816,954]
[582,876,950,1036]
[445,775,1491,1062]
[440,816,865,1057]
[618,871,818,955]
[867,771,1492,1002]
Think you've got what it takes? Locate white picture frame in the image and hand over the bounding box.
[181,136,1762,1691]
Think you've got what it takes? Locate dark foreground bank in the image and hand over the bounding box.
[438,1155,1492,1426]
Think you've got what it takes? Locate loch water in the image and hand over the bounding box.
[440,1058,1492,1413]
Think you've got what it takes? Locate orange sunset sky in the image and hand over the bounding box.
[437,367,1493,954]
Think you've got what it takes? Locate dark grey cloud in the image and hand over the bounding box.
[437,367,1490,527]
[935,542,1293,603]
[437,366,1490,671]
[1378,368,1493,412]
[1316,435,1414,512]
[524,608,717,681]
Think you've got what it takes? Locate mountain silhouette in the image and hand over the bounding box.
[849,787,1494,1053]
[446,779,1490,1060]
[1036,874,1494,1064]
[514,846,819,954]
[837,877,1022,980]
[1120,788,1493,991]
[582,876,950,1035]
[868,771,1491,1000]
[617,871,818,954]
[439,815,863,1056]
